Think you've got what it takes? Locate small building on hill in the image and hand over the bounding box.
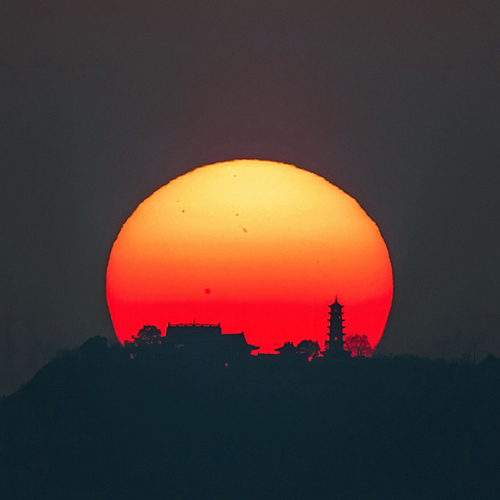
[275,341,299,355]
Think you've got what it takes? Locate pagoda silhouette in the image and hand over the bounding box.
[322,296,351,358]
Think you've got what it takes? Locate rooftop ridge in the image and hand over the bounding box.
[167,321,221,328]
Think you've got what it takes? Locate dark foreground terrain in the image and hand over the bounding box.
[1,337,499,499]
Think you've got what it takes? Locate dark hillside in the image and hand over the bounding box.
[1,339,500,499]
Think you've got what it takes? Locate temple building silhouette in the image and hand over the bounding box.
[164,321,259,356]
[274,342,298,355]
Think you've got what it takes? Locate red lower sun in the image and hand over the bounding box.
[106,159,393,353]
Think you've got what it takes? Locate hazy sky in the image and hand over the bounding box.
[1,0,499,392]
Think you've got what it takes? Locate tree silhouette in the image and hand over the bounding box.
[296,339,321,358]
[345,334,373,357]
[127,325,163,348]
[80,336,109,357]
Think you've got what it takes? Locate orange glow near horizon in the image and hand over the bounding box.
[106,160,393,353]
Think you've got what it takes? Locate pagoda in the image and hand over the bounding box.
[323,296,350,357]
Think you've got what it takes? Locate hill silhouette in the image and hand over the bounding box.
[1,337,499,499]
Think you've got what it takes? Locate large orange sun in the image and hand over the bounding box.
[106,160,393,353]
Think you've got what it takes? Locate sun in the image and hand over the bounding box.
[106,159,393,353]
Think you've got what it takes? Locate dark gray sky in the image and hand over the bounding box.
[1,0,499,393]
